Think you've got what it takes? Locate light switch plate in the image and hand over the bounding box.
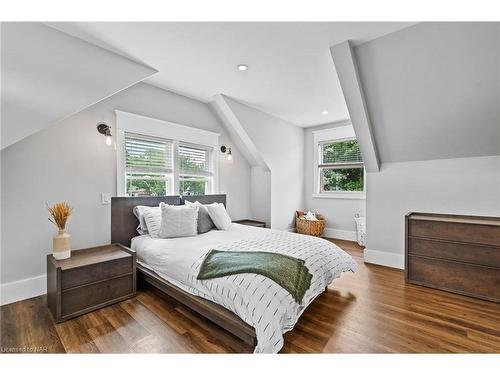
[101,193,111,205]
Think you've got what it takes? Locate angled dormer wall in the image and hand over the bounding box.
[212,95,305,230]
[334,22,500,268]
[1,22,157,149]
[356,22,499,163]
[210,95,272,226]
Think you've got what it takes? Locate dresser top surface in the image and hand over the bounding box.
[48,243,132,270]
[408,212,500,226]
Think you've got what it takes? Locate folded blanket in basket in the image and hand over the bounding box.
[197,249,313,304]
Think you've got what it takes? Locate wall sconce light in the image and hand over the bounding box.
[97,123,112,146]
[220,145,233,161]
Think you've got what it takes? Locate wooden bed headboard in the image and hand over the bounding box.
[111,194,227,247]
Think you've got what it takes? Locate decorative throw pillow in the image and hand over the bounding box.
[133,205,158,235]
[141,206,162,238]
[185,200,215,234]
[205,203,232,230]
[158,202,198,238]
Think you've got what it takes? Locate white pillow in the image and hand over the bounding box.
[205,203,232,230]
[141,206,162,238]
[158,202,198,238]
[133,205,159,235]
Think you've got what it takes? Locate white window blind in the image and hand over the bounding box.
[124,133,173,196]
[178,143,213,196]
[318,139,365,194]
[122,133,214,196]
[320,140,363,168]
[179,143,212,177]
[125,133,173,174]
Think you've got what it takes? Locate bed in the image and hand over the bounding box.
[111,195,356,353]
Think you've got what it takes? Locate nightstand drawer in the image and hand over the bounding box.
[61,257,133,290]
[47,243,136,323]
[61,274,134,317]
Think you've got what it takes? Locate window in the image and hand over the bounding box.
[125,134,173,197]
[319,139,364,193]
[178,143,213,196]
[313,124,365,199]
[123,133,214,197]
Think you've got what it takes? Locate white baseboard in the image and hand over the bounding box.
[1,274,47,306]
[364,249,404,269]
[323,227,357,241]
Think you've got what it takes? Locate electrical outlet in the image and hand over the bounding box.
[101,193,111,205]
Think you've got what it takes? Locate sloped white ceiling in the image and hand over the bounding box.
[1,22,157,149]
[46,22,415,127]
[354,22,500,163]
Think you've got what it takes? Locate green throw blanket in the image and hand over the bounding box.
[197,250,313,304]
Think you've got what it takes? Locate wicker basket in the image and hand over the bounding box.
[295,212,326,237]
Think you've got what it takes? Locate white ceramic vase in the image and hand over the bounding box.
[53,229,71,260]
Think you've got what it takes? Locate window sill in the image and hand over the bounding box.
[312,193,366,200]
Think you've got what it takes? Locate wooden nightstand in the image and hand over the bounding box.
[47,243,136,323]
[233,219,266,228]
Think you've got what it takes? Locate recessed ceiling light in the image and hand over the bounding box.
[322,110,329,115]
[237,64,248,71]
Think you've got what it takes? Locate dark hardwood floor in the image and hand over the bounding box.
[1,239,499,353]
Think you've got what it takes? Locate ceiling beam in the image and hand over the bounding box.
[330,41,380,172]
[210,94,269,171]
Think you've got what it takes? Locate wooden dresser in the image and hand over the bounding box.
[405,212,500,302]
[47,243,136,323]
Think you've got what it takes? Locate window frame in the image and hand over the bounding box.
[123,132,175,197]
[176,141,214,196]
[312,124,366,200]
[116,110,219,197]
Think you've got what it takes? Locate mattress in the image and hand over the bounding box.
[131,223,356,353]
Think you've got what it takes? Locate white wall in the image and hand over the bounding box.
[303,122,365,239]
[224,97,304,230]
[365,156,500,268]
[1,82,252,302]
[355,22,500,163]
[250,166,271,226]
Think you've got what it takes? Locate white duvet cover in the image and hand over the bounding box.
[131,224,356,353]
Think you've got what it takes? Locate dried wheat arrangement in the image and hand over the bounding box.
[47,202,73,230]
